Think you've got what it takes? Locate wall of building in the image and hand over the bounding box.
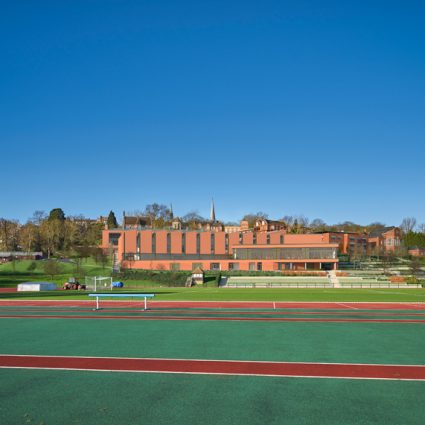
[102,228,339,271]
[121,259,337,271]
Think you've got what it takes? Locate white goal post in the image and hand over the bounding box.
[85,276,113,292]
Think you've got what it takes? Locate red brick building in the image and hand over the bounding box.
[408,247,425,257]
[316,232,368,255]
[368,227,402,253]
[102,228,339,272]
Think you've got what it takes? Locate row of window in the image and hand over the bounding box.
[139,232,283,254]
[152,262,331,271]
[166,262,263,271]
[109,232,285,251]
[233,247,337,260]
[386,238,401,246]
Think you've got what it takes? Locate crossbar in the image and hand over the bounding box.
[88,293,155,311]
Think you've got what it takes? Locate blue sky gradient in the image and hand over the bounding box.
[1,1,424,225]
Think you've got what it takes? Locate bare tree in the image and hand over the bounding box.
[400,217,417,234]
[42,260,64,281]
[310,218,328,232]
[144,203,172,227]
[296,215,310,228]
[19,222,38,252]
[182,211,205,230]
[31,211,46,226]
[242,212,269,228]
[0,219,20,251]
[409,256,422,277]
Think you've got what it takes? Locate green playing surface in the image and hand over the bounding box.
[1,306,425,424]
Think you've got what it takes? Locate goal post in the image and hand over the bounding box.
[85,276,113,292]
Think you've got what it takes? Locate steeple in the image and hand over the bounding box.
[210,199,216,222]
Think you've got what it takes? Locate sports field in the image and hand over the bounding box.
[1,299,425,424]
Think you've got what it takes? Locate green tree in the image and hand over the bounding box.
[42,260,64,281]
[27,261,37,272]
[48,208,66,222]
[107,211,118,229]
[409,256,422,277]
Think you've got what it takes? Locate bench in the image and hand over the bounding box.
[88,293,155,311]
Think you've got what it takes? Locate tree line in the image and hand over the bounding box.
[0,209,104,258]
[2,205,424,258]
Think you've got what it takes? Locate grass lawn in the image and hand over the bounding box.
[0,258,111,287]
[1,260,424,302]
[1,287,425,302]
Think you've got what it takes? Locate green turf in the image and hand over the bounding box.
[2,287,425,302]
[0,258,113,288]
[1,317,425,365]
[1,306,424,322]
[1,369,424,425]
[2,310,425,424]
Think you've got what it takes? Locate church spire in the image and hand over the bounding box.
[210,198,216,222]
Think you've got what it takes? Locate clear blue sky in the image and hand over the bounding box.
[1,0,424,226]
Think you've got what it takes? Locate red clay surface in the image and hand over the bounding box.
[1,354,424,381]
[1,300,425,309]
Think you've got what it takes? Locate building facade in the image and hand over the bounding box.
[102,228,339,271]
[318,232,368,255]
[368,227,402,253]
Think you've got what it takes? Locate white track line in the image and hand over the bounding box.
[337,303,359,310]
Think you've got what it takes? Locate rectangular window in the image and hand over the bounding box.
[239,232,243,244]
[196,234,201,254]
[257,262,262,271]
[233,247,337,260]
[280,235,284,244]
[210,262,220,271]
[170,263,180,271]
[225,233,229,253]
[108,233,121,246]
[228,262,240,271]
[167,233,171,253]
[136,233,141,253]
[249,262,256,271]
[182,233,186,254]
[266,234,270,245]
[211,233,215,253]
[253,233,257,245]
[152,233,156,253]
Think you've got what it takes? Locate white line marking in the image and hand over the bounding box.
[338,303,359,310]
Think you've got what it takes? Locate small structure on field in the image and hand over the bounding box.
[191,267,205,285]
[17,282,56,291]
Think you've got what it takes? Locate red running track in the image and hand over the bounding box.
[0,300,424,310]
[1,354,424,381]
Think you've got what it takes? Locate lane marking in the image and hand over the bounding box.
[338,303,359,310]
